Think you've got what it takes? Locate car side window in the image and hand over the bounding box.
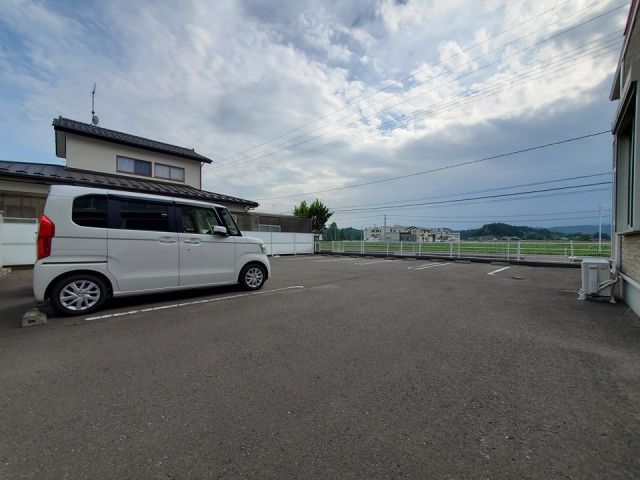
[180,206,220,234]
[115,199,171,232]
[216,207,240,235]
[72,195,108,228]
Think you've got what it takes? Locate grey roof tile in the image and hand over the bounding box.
[53,117,213,164]
[0,161,258,208]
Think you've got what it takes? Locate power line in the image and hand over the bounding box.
[379,215,604,224]
[334,182,612,213]
[331,188,612,217]
[335,211,610,222]
[333,208,612,225]
[217,3,625,170]
[375,209,611,219]
[331,172,612,210]
[255,131,611,201]
[259,38,620,170]
[225,34,620,175]
[218,0,611,165]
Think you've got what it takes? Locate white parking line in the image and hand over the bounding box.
[487,266,511,276]
[276,255,316,260]
[314,257,352,263]
[408,262,450,270]
[85,286,305,321]
[353,260,396,265]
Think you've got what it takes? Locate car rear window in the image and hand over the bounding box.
[72,195,108,228]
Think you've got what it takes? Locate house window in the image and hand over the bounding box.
[616,109,637,233]
[116,156,152,177]
[155,163,185,182]
[0,194,46,219]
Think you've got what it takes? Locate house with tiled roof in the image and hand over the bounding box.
[0,117,258,219]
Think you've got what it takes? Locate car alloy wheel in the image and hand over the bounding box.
[50,273,109,316]
[59,279,102,312]
[245,266,264,289]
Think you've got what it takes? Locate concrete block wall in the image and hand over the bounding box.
[621,233,640,282]
[620,233,640,316]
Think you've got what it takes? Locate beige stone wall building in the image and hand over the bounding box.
[610,0,640,314]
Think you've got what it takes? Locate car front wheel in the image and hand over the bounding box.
[239,263,266,290]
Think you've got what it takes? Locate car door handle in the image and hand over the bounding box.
[183,238,201,245]
[159,236,177,244]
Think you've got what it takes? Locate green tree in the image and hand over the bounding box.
[293,199,333,234]
[327,221,339,240]
[293,200,309,218]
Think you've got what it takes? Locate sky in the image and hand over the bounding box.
[0,0,629,231]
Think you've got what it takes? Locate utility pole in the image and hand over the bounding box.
[383,214,387,242]
[598,205,602,253]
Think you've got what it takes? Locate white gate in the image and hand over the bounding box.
[1,217,38,266]
[243,231,314,256]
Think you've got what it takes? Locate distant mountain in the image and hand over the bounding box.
[548,224,612,235]
[460,223,611,241]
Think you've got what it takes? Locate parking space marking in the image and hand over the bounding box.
[85,286,305,322]
[353,260,397,266]
[314,257,353,263]
[487,266,511,276]
[275,256,316,260]
[408,262,450,270]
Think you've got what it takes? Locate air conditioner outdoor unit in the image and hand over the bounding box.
[578,258,615,302]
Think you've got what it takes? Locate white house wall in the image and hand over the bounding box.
[0,179,49,195]
[65,134,202,188]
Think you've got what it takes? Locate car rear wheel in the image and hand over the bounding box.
[239,263,266,291]
[50,274,108,316]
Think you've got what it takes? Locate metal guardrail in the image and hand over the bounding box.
[315,240,611,263]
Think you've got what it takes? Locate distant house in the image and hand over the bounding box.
[610,1,640,314]
[406,226,433,243]
[364,224,459,243]
[0,117,258,219]
[364,226,385,242]
[431,228,461,243]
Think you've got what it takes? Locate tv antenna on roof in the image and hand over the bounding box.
[91,83,99,126]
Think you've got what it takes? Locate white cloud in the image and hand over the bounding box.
[0,0,627,228]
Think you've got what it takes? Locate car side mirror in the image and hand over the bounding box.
[213,225,228,236]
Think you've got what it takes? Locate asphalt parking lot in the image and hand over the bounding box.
[0,256,639,479]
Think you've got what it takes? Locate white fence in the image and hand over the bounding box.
[1,217,38,266]
[316,240,612,264]
[244,231,314,256]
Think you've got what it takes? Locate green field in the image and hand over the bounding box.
[317,241,612,259]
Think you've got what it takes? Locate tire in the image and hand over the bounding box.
[239,263,266,291]
[50,273,109,316]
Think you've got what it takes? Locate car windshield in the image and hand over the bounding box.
[218,208,240,235]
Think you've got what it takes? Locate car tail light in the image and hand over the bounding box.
[37,214,55,260]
